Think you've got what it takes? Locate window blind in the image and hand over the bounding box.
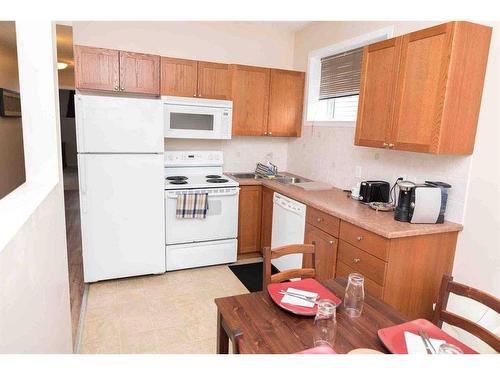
[319,47,363,100]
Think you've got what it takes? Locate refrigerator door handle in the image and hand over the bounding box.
[76,96,85,151]
[79,157,88,214]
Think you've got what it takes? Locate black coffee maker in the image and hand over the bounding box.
[395,180,452,223]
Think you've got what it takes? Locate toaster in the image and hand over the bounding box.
[358,181,390,203]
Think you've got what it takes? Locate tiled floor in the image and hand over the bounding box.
[80,265,249,354]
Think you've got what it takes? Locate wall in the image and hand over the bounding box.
[288,21,471,224]
[0,37,26,199]
[290,20,499,352]
[72,21,295,171]
[0,21,72,353]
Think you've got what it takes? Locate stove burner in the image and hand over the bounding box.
[206,174,222,179]
[169,180,188,185]
[207,178,229,184]
[166,176,188,181]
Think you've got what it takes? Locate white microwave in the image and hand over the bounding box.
[162,96,232,140]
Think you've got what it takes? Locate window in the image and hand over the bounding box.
[306,27,393,124]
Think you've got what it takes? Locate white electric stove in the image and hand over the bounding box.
[164,151,239,271]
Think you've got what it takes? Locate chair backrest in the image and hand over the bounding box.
[433,274,500,352]
[262,243,317,289]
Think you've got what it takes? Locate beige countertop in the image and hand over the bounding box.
[227,172,463,239]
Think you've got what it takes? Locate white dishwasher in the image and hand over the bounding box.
[271,192,306,271]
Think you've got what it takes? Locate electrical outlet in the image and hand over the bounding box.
[355,166,362,179]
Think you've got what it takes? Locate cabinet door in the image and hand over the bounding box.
[119,51,160,95]
[74,45,119,92]
[260,187,274,253]
[237,186,262,255]
[230,65,270,136]
[160,57,198,97]
[303,224,338,281]
[355,38,402,148]
[267,69,305,137]
[197,61,231,100]
[391,23,454,153]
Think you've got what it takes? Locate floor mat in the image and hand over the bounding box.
[229,262,278,292]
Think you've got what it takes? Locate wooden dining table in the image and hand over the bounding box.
[215,278,408,354]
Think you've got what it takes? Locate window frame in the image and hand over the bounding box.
[305,26,394,126]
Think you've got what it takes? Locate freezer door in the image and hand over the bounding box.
[79,154,165,282]
[75,94,163,153]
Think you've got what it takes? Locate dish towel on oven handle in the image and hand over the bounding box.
[176,192,209,219]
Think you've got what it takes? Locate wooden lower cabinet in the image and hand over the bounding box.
[304,224,338,281]
[337,221,458,320]
[237,186,262,256]
[260,187,274,253]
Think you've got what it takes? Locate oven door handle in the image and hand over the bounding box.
[166,189,240,199]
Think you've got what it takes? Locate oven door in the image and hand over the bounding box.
[165,187,239,244]
[164,103,227,139]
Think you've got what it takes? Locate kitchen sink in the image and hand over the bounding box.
[230,173,263,179]
[275,176,311,185]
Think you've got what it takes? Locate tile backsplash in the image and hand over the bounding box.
[165,136,289,173]
[287,125,471,224]
[165,124,471,224]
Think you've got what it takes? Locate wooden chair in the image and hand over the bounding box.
[263,243,317,289]
[433,274,500,352]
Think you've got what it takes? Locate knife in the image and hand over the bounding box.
[418,330,437,354]
[279,290,319,305]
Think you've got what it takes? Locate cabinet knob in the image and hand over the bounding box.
[193,94,197,97]
[353,258,361,264]
[388,143,395,148]
[356,236,363,241]
[120,87,125,91]
[317,217,322,223]
[264,131,268,135]
[114,86,119,91]
[329,240,334,245]
[268,132,272,136]
[383,142,389,148]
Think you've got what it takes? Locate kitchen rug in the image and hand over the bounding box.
[229,261,279,293]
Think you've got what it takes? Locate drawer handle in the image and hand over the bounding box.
[329,240,334,245]
[356,236,363,241]
[353,258,361,264]
[317,217,323,223]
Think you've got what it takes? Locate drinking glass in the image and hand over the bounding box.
[438,343,463,354]
[344,273,365,318]
[313,299,337,347]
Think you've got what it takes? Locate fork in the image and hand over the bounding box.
[279,290,319,305]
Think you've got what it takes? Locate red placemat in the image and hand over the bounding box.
[378,318,478,354]
[267,278,342,316]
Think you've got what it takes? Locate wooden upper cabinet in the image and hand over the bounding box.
[355,38,402,148]
[119,51,160,95]
[197,61,231,99]
[231,64,270,136]
[267,69,305,137]
[355,21,492,155]
[391,23,454,153]
[160,57,198,97]
[74,45,119,92]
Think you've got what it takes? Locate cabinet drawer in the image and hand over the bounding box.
[339,221,389,261]
[306,207,340,237]
[336,261,384,299]
[338,240,387,285]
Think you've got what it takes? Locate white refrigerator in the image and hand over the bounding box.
[76,94,165,282]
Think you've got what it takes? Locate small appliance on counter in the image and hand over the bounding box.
[358,180,390,203]
[394,181,451,224]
